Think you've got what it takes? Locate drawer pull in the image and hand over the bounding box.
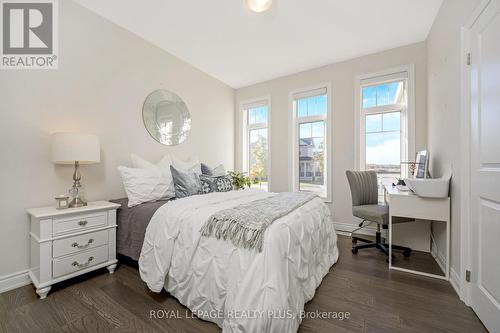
[72,239,94,249]
[72,256,94,268]
[78,220,88,226]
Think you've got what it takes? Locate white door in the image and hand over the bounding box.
[470,0,500,332]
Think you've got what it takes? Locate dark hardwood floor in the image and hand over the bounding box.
[0,236,486,333]
[351,233,446,276]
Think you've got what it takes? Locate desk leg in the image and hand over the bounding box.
[446,217,450,280]
[389,210,393,269]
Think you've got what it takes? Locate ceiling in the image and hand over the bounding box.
[74,0,442,88]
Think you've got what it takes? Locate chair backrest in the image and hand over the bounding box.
[345,170,378,206]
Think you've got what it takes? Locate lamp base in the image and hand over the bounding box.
[69,197,87,208]
[69,161,87,208]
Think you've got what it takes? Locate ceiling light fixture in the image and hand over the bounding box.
[246,0,273,13]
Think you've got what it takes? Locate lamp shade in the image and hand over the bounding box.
[51,132,101,164]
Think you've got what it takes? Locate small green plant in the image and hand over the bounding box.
[228,171,255,189]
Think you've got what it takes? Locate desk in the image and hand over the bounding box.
[384,185,450,280]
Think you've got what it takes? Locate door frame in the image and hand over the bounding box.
[460,0,492,306]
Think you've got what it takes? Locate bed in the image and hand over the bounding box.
[138,189,338,333]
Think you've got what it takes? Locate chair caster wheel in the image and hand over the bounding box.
[352,248,358,254]
[403,249,412,257]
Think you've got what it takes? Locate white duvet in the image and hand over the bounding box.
[139,189,338,333]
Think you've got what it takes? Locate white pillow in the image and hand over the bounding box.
[171,155,202,175]
[131,153,172,170]
[117,166,169,207]
[212,164,226,176]
[131,153,175,199]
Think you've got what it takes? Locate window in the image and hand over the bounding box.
[242,98,270,191]
[291,86,331,200]
[357,67,414,202]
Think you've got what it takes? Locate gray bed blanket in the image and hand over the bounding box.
[200,192,316,252]
[110,198,170,261]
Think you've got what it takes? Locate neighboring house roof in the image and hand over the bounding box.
[299,138,313,146]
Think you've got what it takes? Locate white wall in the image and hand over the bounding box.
[235,42,428,233]
[0,0,234,279]
[427,0,482,276]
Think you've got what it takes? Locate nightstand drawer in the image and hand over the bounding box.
[53,230,108,258]
[52,245,108,278]
[53,213,107,235]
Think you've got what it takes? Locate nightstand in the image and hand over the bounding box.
[27,201,121,299]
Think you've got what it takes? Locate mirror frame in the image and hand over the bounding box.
[142,89,192,146]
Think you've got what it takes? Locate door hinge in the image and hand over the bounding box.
[466,270,471,282]
[467,53,471,66]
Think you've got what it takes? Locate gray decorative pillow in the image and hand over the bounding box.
[201,163,226,177]
[199,174,233,194]
[170,165,202,198]
[200,163,213,176]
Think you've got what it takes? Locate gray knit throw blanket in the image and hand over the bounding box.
[200,192,317,252]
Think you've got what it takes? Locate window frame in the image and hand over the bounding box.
[355,65,416,180]
[241,96,271,191]
[289,83,332,202]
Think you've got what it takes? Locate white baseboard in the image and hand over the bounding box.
[333,222,377,237]
[450,267,462,299]
[0,270,31,294]
[430,235,463,300]
[430,243,447,275]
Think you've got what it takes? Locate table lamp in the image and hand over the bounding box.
[51,132,100,208]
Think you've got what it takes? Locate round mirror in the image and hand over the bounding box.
[142,90,192,146]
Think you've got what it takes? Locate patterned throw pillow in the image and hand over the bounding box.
[215,175,233,192]
[199,175,233,194]
[199,175,216,194]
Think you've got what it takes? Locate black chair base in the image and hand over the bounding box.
[351,231,411,261]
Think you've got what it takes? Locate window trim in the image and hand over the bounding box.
[354,65,416,176]
[241,96,272,191]
[288,83,332,202]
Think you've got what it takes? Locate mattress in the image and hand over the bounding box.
[110,198,169,260]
